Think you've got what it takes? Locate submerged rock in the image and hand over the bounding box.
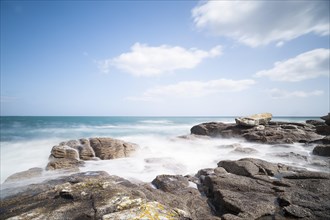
[4,167,43,183]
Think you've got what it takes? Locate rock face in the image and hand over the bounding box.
[46,137,138,171]
[191,121,321,144]
[235,113,272,127]
[0,171,218,220]
[198,158,330,219]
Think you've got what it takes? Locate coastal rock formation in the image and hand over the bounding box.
[191,121,322,144]
[235,113,272,127]
[198,158,330,219]
[46,137,138,171]
[1,171,217,220]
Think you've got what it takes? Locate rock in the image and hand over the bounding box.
[46,157,84,171]
[50,145,79,160]
[191,122,230,137]
[321,113,330,125]
[89,137,137,160]
[46,137,138,171]
[313,145,330,156]
[151,175,189,193]
[218,160,260,177]
[1,171,217,220]
[78,138,95,160]
[231,147,258,154]
[4,167,43,183]
[235,113,272,127]
[198,158,330,219]
[306,119,326,126]
[316,125,330,135]
[191,121,322,144]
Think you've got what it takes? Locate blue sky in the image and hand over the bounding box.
[1,0,329,116]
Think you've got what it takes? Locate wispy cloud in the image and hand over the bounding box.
[269,88,323,99]
[127,78,255,101]
[192,1,329,47]
[97,43,222,76]
[254,48,329,82]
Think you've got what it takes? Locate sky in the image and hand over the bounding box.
[1,0,329,116]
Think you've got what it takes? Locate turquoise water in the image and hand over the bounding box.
[0,116,323,184]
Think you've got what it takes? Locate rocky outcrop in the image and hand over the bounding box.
[198,158,330,219]
[1,171,218,220]
[46,137,138,171]
[235,113,272,127]
[191,121,321,144]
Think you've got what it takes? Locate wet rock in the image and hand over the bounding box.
[198,158,330,219]
[313,145,330,156]
[151,175,189,193]
[274,152,308,161]
[231,147,258,154]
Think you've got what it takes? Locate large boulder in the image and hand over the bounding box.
[198,158,330,219]
[89,137,137,160]
[0,171,218,220]
[235,113,272,127]
[46,137,138,171]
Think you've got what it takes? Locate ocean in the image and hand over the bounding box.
[0,116,327,185]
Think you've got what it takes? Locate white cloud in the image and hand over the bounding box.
[127,78,255,101]
[97,43,222,76]
[254,48,329,82]
[269,88,323,99]
[192,1,329,47]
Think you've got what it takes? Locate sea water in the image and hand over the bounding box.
[0,116,327,185]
